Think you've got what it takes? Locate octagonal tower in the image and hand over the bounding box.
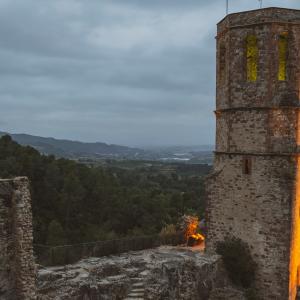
[206,7,300,299]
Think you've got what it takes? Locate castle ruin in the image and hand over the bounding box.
[0,177,36,299]
[206,7,300,300]
[4,6,300,300]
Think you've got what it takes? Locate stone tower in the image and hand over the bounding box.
[206,8,300,300]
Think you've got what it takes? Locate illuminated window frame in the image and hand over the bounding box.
[246,35,258,82]
[278,32,288,81]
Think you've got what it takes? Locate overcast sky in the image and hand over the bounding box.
[1,0,300,147]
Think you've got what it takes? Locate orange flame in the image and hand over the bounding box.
[185,216,205,244]
[191,233,205,242]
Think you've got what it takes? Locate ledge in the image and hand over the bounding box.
[218,7,300,25]
[0,177,28,183]
[215,106,300,114]
[215,151,299,157]
[217,21,300,38]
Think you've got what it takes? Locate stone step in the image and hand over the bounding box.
[131,288,144,293]
[127,291,145,297]
[125,278,145,300]
[124,297,144,300]
[131,277,144,281]
[132,282,144,287]
[139,271,149,277]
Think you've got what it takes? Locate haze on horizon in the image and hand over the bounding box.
[1,0,300,147]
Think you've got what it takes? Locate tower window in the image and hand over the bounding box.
[219,45,226,83]
[278,32,288,81]
[246,35,258,82]
[243,157,252,175]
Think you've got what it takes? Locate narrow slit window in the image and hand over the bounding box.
[219,45,226,82]
[246,35,258,82]
[278,33,288,81]
[243,157,252,175]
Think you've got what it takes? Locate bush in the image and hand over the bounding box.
[216,237,256,288]
[159,224,177,236]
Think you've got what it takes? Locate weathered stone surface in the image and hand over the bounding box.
[208,287,246,300]
[0,177,36,299]
[207,7,300,300]
[37,246,231,300]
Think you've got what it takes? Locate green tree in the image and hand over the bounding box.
[46,220,66,246]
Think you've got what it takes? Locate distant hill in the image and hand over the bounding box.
[0,132,145,159]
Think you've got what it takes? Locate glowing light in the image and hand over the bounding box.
[191,233,205,242]
[246,35,258,82]
[185,216,205,246]
[278,33,288,81]
[289,155,300,299]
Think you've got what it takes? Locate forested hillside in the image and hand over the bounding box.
[0,135,208,246]
[0,131,144,159]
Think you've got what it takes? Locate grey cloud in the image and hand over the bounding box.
[0,0,299,146]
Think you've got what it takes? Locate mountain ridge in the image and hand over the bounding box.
[0,131,144,159]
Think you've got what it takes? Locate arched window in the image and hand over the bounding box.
[246,35,258,82]
[278,32,288,81]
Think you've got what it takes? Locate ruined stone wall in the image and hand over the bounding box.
[37,247,232,300]
[207,7,300,300]
[0,177,36,299]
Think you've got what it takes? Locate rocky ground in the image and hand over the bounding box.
[37,246,244,300]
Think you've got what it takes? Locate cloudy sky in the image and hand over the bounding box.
[1,0,300,147]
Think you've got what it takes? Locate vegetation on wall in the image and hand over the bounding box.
[216,237,257,289]
[0,135,208,246]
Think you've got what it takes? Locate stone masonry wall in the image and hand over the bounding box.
[0,177,36,299]
[216,108,299,153]
[216,8,300,110]
[206,154,294,299]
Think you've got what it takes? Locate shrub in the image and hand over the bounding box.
[216,237,256,288]
[159,224,177,236]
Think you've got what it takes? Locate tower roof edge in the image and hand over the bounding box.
[218,7,300,31]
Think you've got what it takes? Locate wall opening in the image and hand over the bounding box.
[219,45,226,83]
[246,35,258,82]
[278,32,288,81]
[243,157,252,175]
